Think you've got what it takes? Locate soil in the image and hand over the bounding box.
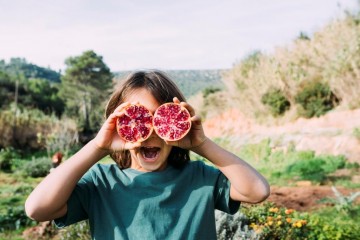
[266,185,360,212]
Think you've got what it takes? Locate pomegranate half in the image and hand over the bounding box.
[116,104,153,143]
[153,103,192,141]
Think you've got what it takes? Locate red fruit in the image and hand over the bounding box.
[153,103,192,141]
[116,104,153,142]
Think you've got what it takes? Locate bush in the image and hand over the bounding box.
[261,89,291,116]
[0,206,34,232]
[0,148,14,172]
[202,86,222,98]
[286,159,326,183]
[285,154,346,183]
[295,81,340,118]
[244,202,310,240]
[308,212,360,240]
[20,157,52,178]
[0,148,21,172]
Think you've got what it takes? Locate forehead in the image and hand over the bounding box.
[124,88,160,113]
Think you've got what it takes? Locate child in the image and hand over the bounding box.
[25,70,270,239]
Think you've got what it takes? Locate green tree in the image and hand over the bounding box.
[60,50,113,133]
[27,78,65,116]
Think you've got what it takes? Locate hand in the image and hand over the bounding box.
[93,102,141,154]
[165,98,208,150]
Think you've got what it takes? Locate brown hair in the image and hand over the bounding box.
[105,70,190,169]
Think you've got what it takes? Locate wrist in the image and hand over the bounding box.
[90,139,111,157]
[190,137,209,153]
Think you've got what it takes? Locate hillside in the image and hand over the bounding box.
[209,14,360,122]
[115,69,225,98]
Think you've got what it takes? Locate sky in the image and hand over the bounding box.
[0,0,358,72]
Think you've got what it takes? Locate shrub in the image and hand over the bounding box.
[0,148,14,172]
[202,86,222,98]
[244,202,310,240]
[308,212,360,240]
[0,206,34,232]
[261,89,291,116]
[285,154,346,183]
[20,157,52,178]
[295,81,340,118]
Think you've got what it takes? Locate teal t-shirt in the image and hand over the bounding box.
[54,161,240,240]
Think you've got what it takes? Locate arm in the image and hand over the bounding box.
[170,98,270,204]
[25,141,108,221]
[192,138,270,203]
[25,103,140,222]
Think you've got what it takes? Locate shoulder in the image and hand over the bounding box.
[81,163,119,184]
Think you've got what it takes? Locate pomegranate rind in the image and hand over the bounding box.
[153,103,192,141]
[116,104,153,143]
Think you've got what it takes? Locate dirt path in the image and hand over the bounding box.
[266,186,360,212]
[203,108,360,163]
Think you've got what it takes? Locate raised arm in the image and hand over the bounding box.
[25,103,140,221]
[192,138,270,203]
[170,98,270,203]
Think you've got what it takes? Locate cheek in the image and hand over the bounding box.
[162,145,173,158]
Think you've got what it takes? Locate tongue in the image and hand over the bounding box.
[144,148,159,158]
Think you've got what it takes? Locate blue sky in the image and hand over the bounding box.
[0,0,358,71]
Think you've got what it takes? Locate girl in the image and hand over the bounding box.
[25,70,270,239]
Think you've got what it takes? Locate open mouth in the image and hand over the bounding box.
[140,147,161,162]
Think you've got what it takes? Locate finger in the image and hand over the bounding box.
[113,102,131,114]
[191,115,202,123]
[173,97,180,104]
[181,102,196,117]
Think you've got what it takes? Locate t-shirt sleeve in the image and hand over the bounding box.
[213,169,241,214]
[53,169,95,227]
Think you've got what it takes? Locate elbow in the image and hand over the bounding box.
[25,198,46,222]
[231,180,271,204]
[250,181,271,204]
[25,198,39,221]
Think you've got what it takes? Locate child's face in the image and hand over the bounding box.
[125,88,172,172]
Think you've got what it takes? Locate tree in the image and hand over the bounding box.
[60,50,113,133]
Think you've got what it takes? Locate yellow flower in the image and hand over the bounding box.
[277,221,282,226]
[276,215,282,219]
[268,221,274,226]
[267,216,273,221]
[269,207,279,213]
[296,221,303,228]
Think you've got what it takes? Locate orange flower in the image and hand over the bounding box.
[285,209,294,215]
[267,216,273,221]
